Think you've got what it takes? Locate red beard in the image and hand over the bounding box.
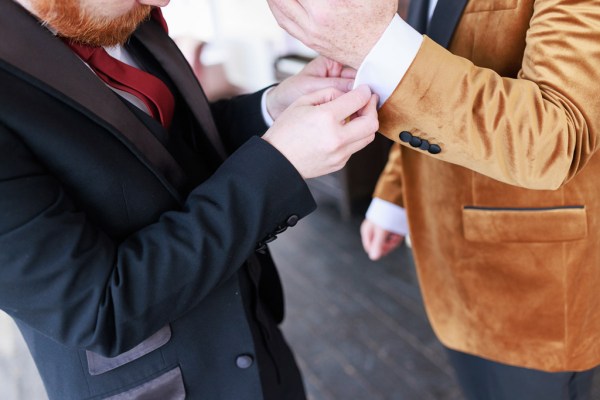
[34,0,153,47]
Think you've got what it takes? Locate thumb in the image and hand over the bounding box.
[321,84,372,120]
[292,87,346,108]
[302,77,354,95]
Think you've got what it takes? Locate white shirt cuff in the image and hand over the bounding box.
[261,87,275,127]
[354,15,423,107]
[365,197,409,236]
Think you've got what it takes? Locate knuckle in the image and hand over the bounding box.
[324,137,341,153]
[371,119,380,132]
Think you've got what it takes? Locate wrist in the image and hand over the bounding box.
[261,86,277,126]
[265,85,282,121]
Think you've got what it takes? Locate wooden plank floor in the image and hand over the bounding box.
[271,201,463,400]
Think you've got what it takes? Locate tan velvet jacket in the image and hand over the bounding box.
[375,0,600,371]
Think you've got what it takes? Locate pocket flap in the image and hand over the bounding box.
[462,206,587,243]
[104,366,185,400]
[86,325,171,376]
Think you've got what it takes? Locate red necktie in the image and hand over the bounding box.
[64,9,174,129]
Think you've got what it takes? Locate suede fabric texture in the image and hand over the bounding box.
[375,0,600,371]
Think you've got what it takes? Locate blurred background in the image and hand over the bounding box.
[0,0,468,399]
[163,0,317,97]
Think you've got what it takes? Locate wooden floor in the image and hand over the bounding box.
[3,197,600,399]
[272,201,463,400]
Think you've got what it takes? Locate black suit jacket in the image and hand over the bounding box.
[0,2,315,399]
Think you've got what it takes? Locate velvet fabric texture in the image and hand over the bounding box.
[375,0,600,371]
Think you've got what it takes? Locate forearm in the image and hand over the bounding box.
[379,1,600,189]
[0,135,314,357]
[354,15,422,107]
[209,89,270,153]
[380,38,596,190]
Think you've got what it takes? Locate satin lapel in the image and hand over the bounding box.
[134,21,228,161]
[426,0,469,48]
[405,0,429,33]
[0,0,185,201]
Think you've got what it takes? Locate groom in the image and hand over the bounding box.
[0,0,379,398]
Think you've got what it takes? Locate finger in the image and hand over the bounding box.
[357,93,379,118]
[304,77,354,93]
[302,57,348,79]
[267,0,306,19]
[316,57,352,79]
[323,58,344,78]
[301,56,329,76]
[267,0,309,35]
[360,220,374,254]
[292,87,346,107]
[369,226,388,260]
[340,68,357,79]
[387,234,404,248]
[343,92,378,127]
[381,234,403,256]
[321,84,372,121]
[340,94,379,143]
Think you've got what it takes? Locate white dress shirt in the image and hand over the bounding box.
[104,45,153,114]
[105,45,276,133]
[360,0,438,236]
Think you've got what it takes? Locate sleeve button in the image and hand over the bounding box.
[399,131,412,143]
[409,136,422,147]
[264,235,277,244]
[428,144,442,154]
[236,354,254,369]
[286,215,299,227]
[274,225,288,234]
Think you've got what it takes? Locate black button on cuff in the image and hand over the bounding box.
[236,354,254,369]
[409,136,422,148]
[399,131,412,143]
[263,235,277,244]
[419,140,430,151]
[428,144,442,154]
[274,225,288,234]
[286,215,299,227]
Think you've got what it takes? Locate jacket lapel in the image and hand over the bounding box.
[133,21,228,161]
[0,0,185,200]
[405,0,430,33]
[426,0,469,48]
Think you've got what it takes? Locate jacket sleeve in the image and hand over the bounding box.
[210,88,271,153]
[0,123,315,357]
[378,0,600,190]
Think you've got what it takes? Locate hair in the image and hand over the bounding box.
[35,0,153,47]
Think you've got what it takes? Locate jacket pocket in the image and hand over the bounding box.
[462,206,587,243]
[463,0,518,13]
[86,325,171,376]
[103,366,185,400]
